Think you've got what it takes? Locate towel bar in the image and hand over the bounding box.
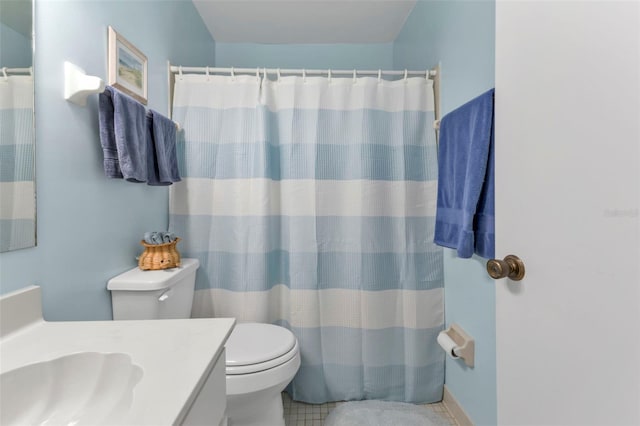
[65,61,181,132]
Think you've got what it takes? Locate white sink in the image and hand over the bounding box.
[0,286,235,425]
[0,352,143,425]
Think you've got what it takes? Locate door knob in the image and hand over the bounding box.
[486,255,525,281]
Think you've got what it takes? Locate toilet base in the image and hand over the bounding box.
[225,349,300,426]
[226,391,284,426]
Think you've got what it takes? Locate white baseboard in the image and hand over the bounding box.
[443,385,474,426]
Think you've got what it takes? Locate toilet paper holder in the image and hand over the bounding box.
[439,323,475,368]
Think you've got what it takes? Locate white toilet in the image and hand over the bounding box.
[107,258,301,426]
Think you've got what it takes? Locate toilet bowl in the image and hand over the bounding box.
[107,259,300,426]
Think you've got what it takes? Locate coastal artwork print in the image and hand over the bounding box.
[108,26,147,104]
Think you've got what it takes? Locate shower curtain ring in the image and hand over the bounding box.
[378,69,382,83]
[178,66,183,78]
[2,67,7,81]
[302,69,306,83]
[205,66,210,80]
[231,67,235,81]
[353,69,357,83]
[328,69,332,83]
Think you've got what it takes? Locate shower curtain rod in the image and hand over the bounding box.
[165,62,441,125]
[1,67,33,76]
[169,65,437,79]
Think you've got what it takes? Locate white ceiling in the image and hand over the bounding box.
[192,0,417,44]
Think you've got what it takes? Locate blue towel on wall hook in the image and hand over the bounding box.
[434,88,495,259]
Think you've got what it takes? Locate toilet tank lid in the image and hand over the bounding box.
[107,258,199,291]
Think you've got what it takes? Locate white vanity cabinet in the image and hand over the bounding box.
[0,286,235,426]
[182,349,228,426]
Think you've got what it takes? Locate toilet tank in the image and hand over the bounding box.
[107,258,199,320]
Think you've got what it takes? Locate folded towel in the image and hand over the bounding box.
[162,232,176,243]
[143,231,164,245]
[146,109,181,186]
[144,232,157,244]
[98,86,147,182]
[144,231,177,244]
[434,88,495,259]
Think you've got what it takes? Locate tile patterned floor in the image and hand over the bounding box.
[282,392,457,426]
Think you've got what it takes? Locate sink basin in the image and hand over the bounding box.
[1,352,143,425]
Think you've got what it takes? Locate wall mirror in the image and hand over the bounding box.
[0,0,35,252]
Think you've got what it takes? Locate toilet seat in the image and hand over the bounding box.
[225,323,299,375]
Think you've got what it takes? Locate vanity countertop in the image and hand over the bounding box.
[0,286,235,425]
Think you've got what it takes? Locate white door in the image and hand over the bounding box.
[495,2,640,425]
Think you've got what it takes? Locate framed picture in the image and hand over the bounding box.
[108,26,147,104]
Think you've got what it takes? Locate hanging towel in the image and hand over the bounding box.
[146,109,181,186]
[98,86,147,182]
[473,125,495,258]
[98,87,121,178]
[434,88,495,259]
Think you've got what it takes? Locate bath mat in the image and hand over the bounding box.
[324,400,450,426]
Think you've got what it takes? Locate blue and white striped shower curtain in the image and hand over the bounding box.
[0,75,35,252]
[170,72,444,403]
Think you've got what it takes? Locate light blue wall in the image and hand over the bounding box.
[0,22,32,67]
[0,0,215,321]
[215,42,393,70]
[394,1,496,424]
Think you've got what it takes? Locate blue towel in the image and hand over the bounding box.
[144,231,176,244]
[144,231,164,245]
[98,86,147,182]
[162,232,176,243]
[434,89,495,259]
[146,109,181,186]
[98,88,122,178]
[143,232,156,244]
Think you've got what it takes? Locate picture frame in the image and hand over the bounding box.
[108,26,147,105]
